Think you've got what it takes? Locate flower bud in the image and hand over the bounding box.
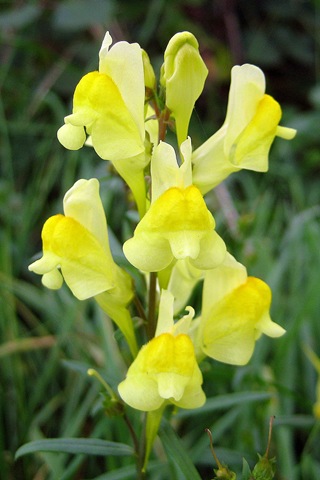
[252,454,276,480]
[161,31,208,144]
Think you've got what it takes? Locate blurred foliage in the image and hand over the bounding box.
[1,0,320,479]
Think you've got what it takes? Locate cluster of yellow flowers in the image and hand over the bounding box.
[29,31,296,418]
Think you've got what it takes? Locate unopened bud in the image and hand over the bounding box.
[161,31,208,144]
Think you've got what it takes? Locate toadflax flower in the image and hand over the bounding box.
[118,290,205,411]
[28,178,137,355]
[123,138,226,272]
[57,32,145,162]
[192,64,297,194]
[161,31,208,145]
[195,253,285,365]
[57,32,148,216]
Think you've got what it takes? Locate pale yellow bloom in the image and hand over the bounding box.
[29,179,118,298]
[28,179,137,355]
[123,139,226,272]
[161,31,208,145]
[58,32,145,161]
[192,64,297,194]
[196,253,285,365]
[118,290,205,411]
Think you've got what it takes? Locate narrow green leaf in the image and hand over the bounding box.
[159,420,202,480]
[15,438,133,460]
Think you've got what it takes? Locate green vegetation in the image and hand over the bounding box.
[1,0,319,478]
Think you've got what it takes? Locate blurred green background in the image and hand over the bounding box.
[1,0,320,479]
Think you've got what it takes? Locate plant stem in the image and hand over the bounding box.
[123,413,146,479]
[158,107,171,143]
[123,414,144,480]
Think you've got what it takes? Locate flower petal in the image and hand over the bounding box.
[202,253,247,314]
[99,37,145,141]
[200,274,284,365]
[42,269,63,290]
[123,185,222,272]
[224,64,265,155]
[172,364,206,409]
[30,214,115,300]
[63,178,110,252]
[57,123,86,150]
[62,71,144,161]
[151,139,192,202]
[168,259,204,314]
[118,374,164,411]
[229,94,281,171]
[202,320,256,366]
[123,232,173,272]
[191,230,226,270]
[118,332,204,411]
[192,126,237,194]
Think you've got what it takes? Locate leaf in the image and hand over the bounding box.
[159,420,202,480]
[15,438,133,460]
[242,458,253,480]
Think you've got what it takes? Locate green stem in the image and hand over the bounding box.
[123,413,140,458]
[87,369,116,399]
[123,412,146,480]
[123,414,146,480]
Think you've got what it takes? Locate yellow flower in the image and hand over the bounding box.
[161,31,208,145]
[58,32,145,161]
[196,253,285,365]
[57,32,148,216]
[29,179,117,298]
[192,64,297,194]
[118,290,205,411]
[28,178,137,356]
[123,139,226,272]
